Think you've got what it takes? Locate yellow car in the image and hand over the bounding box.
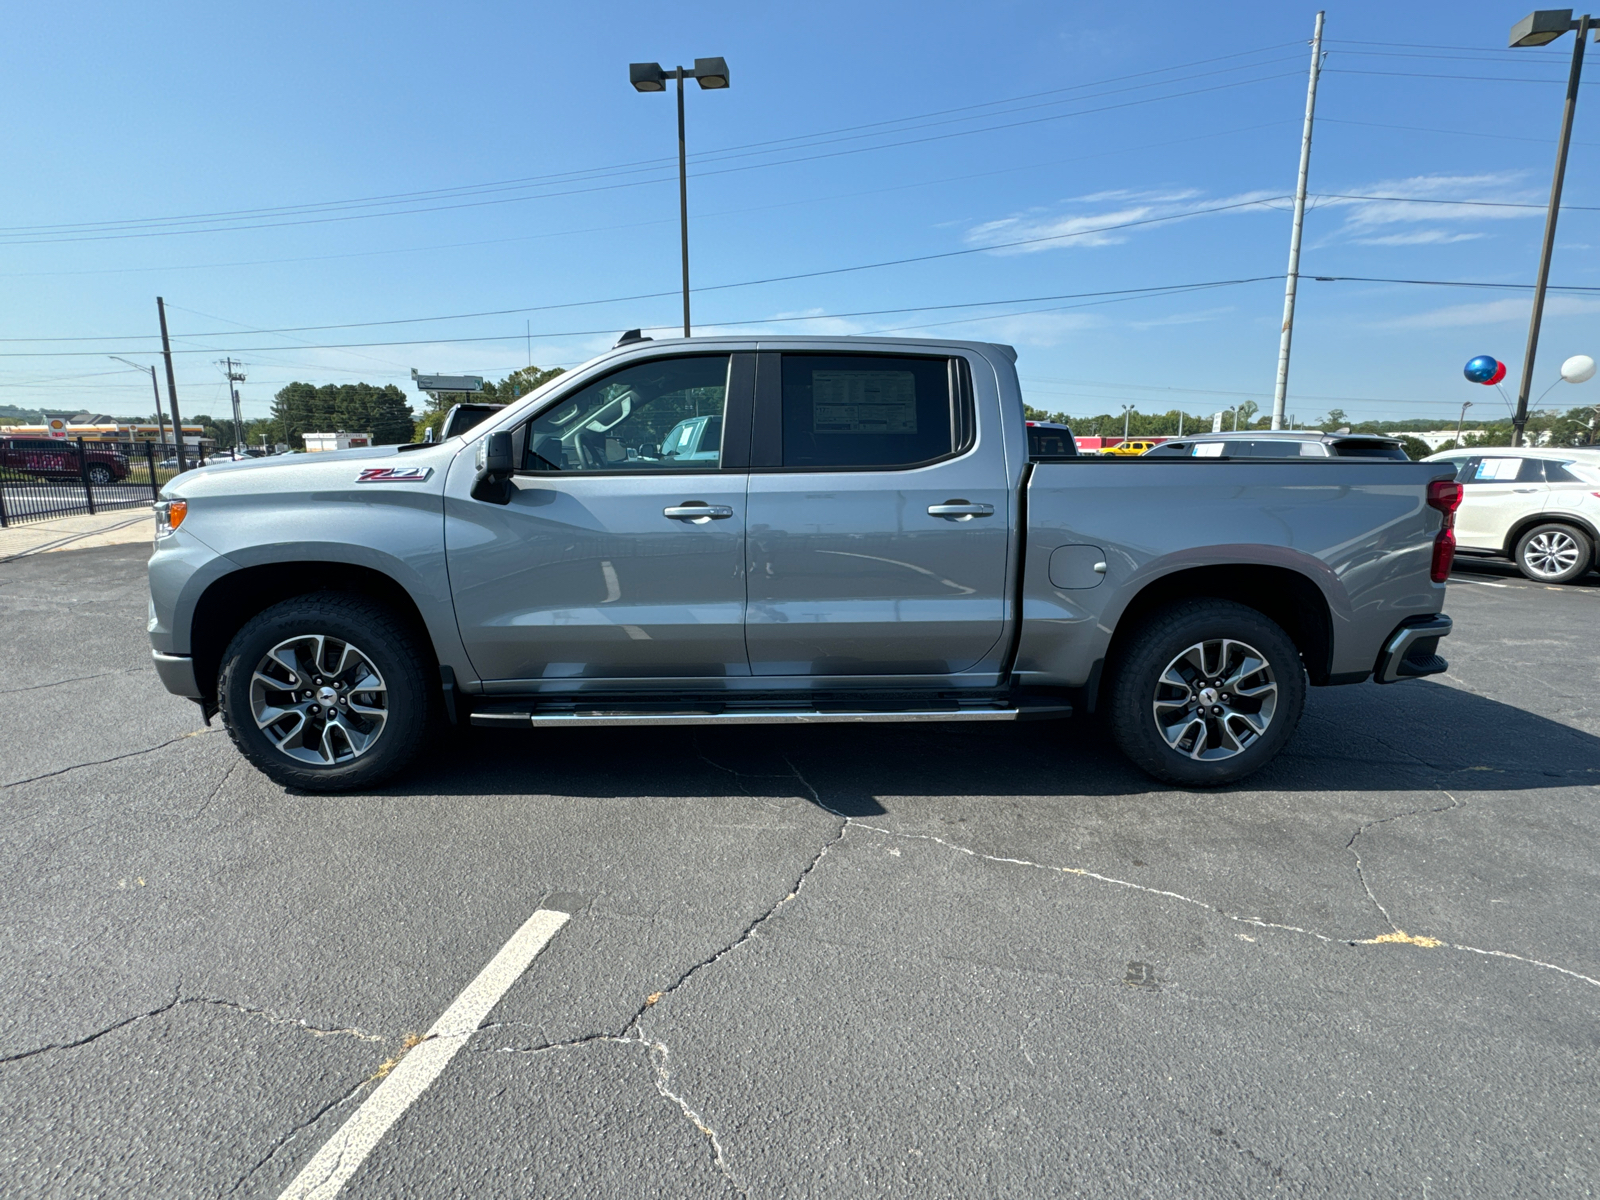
[1103,439,1161,456]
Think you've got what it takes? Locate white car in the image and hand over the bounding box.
[1423,447,1600,583]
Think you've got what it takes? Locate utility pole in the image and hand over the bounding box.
[156,298,187,472]
[219,357,246,453]
[1271,10,1326,431]
[1509,10,1591,446]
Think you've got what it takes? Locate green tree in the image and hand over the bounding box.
[413,365,565,442]
[271,382,416,447]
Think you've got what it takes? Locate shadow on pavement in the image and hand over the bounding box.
[392,679,1599,809]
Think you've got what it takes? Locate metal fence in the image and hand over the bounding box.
[0,439,214,528]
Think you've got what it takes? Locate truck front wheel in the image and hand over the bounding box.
[1107,600,1306,788]
[218,592,433,792]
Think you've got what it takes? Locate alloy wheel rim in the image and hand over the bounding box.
[1152,638,1278,761]
[1524,531,1580,578]
[248,634,388,766]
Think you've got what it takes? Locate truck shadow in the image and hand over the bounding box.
[401,680,1598,810]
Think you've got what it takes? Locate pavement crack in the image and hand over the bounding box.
[0,986,183,1064]
[1345,791,1464,939]
[0,667,144,695]
[1,727,219,790]
[226,1072,375,1195]
[0,992,386,1065]
[482,1030,744,1196]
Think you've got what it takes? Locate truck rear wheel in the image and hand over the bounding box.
[218,592,432,792]
[1107,599,1305,788]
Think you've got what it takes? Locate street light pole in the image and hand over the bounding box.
[631,57,729,339]
[1271,10,1326,432]
[1509,9,1593,446]
[109,356,168,447]
[1455,399,1473,449]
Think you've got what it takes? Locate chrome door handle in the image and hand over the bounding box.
[664,503,735,522]
[927,501,995,520]
[1513,488,1539,493]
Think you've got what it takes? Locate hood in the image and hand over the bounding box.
[164,441,461,499]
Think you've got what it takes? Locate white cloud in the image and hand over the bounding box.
[1352,230,1486,246]
[1386,295,1600,329]
[1311,172,1542,249]
[964,188,1283,255]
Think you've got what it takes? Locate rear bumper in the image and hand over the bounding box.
[151,650,202,698]
[1374,613,1452,684]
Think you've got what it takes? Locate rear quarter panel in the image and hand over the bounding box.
[1017,459,1451,687]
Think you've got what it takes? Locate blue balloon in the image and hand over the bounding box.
[1464,355,1500,384]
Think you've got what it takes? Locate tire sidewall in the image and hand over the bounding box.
[1515,523,1593,584]
[219,595,431,791]
[1108,600,1307,788]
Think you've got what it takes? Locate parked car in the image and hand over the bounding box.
[1102,439,1162,456]
[441,402,507,440]
[1421,446,1600,583]
[1142,431,1410,459]
[148,335,1459,793]
[0,437,129,484]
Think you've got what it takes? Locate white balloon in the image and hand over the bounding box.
[1561,354,1596,384]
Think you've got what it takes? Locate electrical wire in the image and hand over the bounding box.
[0,42,1304,239]
[0,68,1306,247]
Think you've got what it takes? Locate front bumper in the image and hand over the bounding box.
[151,650,202,698]
[1374,613,1452,684]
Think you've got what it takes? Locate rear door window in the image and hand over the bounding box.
[779,354,960,469]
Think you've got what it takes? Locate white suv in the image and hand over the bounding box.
[1423,447,1600,583]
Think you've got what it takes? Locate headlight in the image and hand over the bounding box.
[154,499,188,538]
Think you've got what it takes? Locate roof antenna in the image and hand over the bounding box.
[615,329,653,348]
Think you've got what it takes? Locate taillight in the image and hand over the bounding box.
[1426,478,1460,583]
[1427,479,1462,515]
[1431,528,1455,583]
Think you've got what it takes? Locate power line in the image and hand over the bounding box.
[0,43,1304,240]
[1307,274,1600,291]
[0,200,1290,346]
[0,68,1306,247]
[1324,67,1598,85]
[1314,192,1600,212]
[1320,115,1600,148]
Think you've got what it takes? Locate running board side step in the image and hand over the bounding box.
[471,705,1070,729]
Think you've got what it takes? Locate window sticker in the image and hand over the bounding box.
[1193,442,1225,457]
[812,370,918,434]
[1474,457,1520,481]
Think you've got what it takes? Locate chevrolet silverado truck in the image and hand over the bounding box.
[147,335,1461,792]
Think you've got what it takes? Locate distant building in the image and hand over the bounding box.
[0,419,209,450]
[303,431,373,452]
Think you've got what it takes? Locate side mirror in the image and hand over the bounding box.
[472,431,514,504]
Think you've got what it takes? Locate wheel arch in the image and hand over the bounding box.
[189,560,441,706]
[1101,563,1335,693]
[1502,511,1599,558]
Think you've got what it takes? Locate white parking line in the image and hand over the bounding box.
[277,906,571,1200]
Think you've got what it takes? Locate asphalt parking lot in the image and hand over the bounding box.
[2,543,1596,1198]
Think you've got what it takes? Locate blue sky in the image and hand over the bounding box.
[2,0,1597,429]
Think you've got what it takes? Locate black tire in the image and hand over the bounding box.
[85,464,114,484]
[218,592,433,791]
[1106,599,1306,788]
[1513,522,1593,584]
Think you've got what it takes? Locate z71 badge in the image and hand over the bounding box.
[356,466,433,483]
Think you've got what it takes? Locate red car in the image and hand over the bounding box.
[0,437,130,484]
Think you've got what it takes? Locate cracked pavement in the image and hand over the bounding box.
[1,544,1597,1197]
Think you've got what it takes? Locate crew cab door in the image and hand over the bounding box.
[743,350,1011,677]
[444,352,754,684]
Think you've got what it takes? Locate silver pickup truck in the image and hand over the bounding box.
[147,335,1461,792]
